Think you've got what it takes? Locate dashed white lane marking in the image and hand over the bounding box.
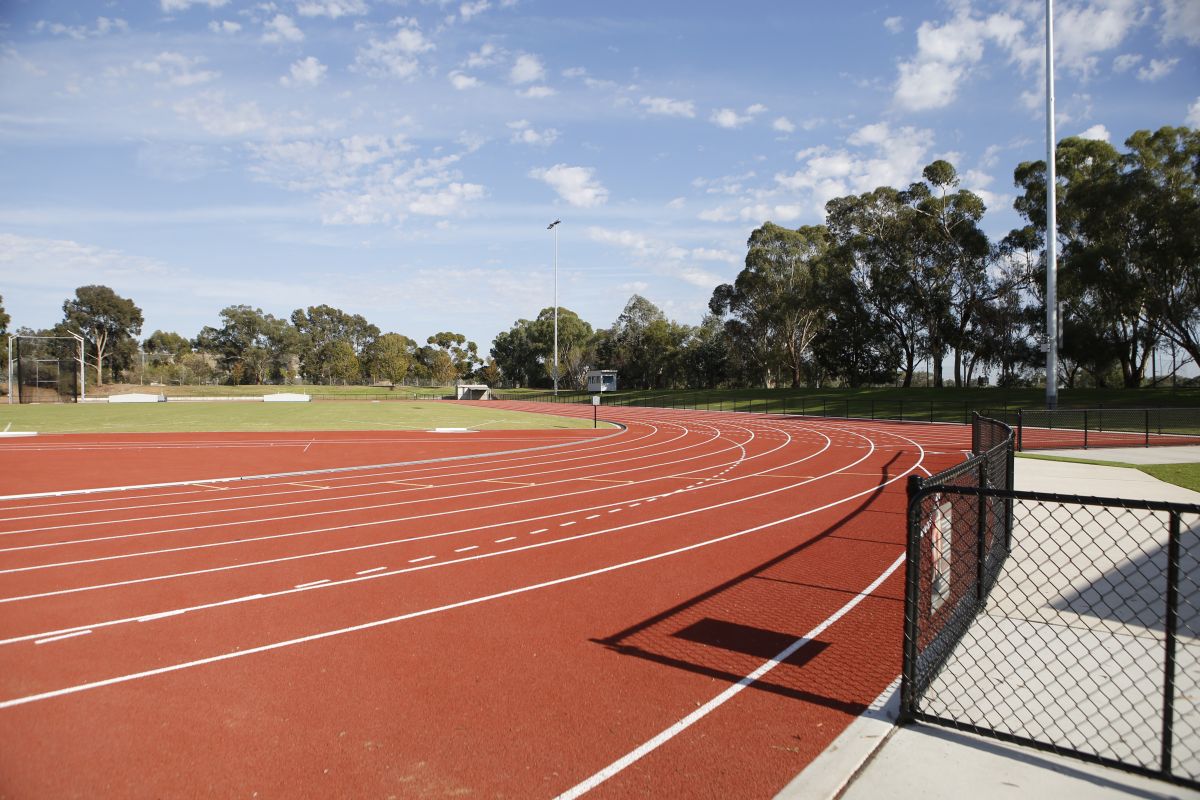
[629,503,641,507]
[408,555,436,563]
[559,521,576,527]
[295,579,330,590]
[608,508,621,513]
[135,593,265,623]
[34,630,92,645]
[495,536,516,543]
[553,553,908,800]
[454,545,479,552]
[529,528,548,535]
[585,514,600,520]
[355,567,387,576]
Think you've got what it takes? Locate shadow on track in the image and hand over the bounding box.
[590,453,905,715]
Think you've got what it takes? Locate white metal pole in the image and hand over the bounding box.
[6,334,13,405]
[1045,0,1059,409]
[548,219,561,396]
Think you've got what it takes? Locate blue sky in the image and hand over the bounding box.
[1,0,1197,353]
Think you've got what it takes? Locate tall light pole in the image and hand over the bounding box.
[548,219,561,396]
[1045,0,1059,409]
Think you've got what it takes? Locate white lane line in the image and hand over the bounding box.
[35,630,92,645]
[552,553,906,800]
[585,514,601,520]
[136,593,265,622]
[454,546,478,553]
[408,555,435,563]
[607,508,621,513]
[559,521,576,527]
[294,579,330,589]
[0,476,917,708]
[355,567,387,576]
[529,528,548,535]
[494,536,516,543]
[629,503,641,507]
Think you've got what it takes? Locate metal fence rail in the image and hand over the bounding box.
[904,482,1200,787]
[984,407,1200,451]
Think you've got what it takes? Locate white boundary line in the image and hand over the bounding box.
[553,554,907,800]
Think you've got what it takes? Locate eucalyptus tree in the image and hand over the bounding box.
[362,333,416,385]
[61,285,143,385]
[290,305,379,384]
[709,222,831,389]
[196,305,297,384]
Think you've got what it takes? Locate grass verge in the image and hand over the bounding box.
[1017,453,1200,495]
[0,401,609,434]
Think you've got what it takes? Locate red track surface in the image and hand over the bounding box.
[0,402,970,798]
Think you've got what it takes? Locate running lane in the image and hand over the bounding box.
[0,404,968,798]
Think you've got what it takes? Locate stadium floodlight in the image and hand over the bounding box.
[548,219,561,396]
[1044,0,1058,409]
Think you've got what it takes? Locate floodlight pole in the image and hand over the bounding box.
[1045,0,1059,410]
[548,219,561,397]
[6,335,12,405]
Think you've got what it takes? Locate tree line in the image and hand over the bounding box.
[494,125,1199,391]
[4,126,1196,392]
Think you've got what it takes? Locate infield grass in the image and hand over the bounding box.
[0,400,609,434]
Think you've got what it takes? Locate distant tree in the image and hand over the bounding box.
[143,330,191,359]
[427,348,457,384]
[325,340,361,384]
[61,285,143,385]
[491,322,541,388]
[362,333,415,385]
[426,331,480,380]
[196,305,297,385]
[0,293,10,341]
[682,314,730,389]
[290,305,379,384]
[478,358,502,387]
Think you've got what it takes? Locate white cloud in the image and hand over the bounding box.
[519,86,556,99]
[281,56,327,88]
[1162,0,1200,45]
[173,91,267,137]
[408,182,487,215]
[894,9,1033,111]
[135,52,220,87]
[587,227,727,288]
[466,43,501,69]
[746,103,767,116]
[507,120,558,146]
[262,14,304,44]
[771,121,934,215]
[161,0,228,11]
[1137,57,1178,82]
[710,108,748,129]
[34,17,130,39]
[530,164,608,207]
[772,117,795,133]
[1055,0,1143,77]
[448,71,480,90]
[640,96,696,118]
[1187,97,1200,128]
[1113,53,1142,72]
[884,16,903,34]
[1076,124,1111,141]
[208,20,241,34]
[296,0,369,18]
[510,53,545,84]
[459,1,491,21]
[353,25,434,79]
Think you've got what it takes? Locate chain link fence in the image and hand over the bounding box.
[903,418,1200,788]
[984,407,1200,450]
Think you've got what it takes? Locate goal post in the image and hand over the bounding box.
[7,334,85,404]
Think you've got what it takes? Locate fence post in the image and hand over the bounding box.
[1017,409,1023,452]
[1145,408,1151,447]
[1162,511,1181,777]
[900,399,904,422]
[1084,409,1089,450]
[822,398,827,417]
[976,459,988,602]
[900,473,925,722]
[871,399,875,420]
[1004,432,1015,551]
[929,402,934,424]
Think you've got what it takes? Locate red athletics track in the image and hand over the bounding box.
[0,402,970,798]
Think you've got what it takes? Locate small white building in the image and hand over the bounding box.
[585,370,618,393]
[456,383,492,400]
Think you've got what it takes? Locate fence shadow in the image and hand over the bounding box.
[591,453,905,716]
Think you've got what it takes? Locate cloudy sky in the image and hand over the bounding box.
[1,0,1197,351]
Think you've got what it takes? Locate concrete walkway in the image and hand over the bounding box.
[778,446,1200,800]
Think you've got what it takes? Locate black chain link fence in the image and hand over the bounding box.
[984,407,1200,450]
[903,417,1200,788]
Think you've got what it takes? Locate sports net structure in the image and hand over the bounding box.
[903,414,1200,788]
[9,335,83,404]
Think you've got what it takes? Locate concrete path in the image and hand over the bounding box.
[778,448,1200,800]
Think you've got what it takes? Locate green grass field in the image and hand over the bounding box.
[0,400,609,434]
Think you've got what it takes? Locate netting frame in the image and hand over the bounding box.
[6,333,86,404]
